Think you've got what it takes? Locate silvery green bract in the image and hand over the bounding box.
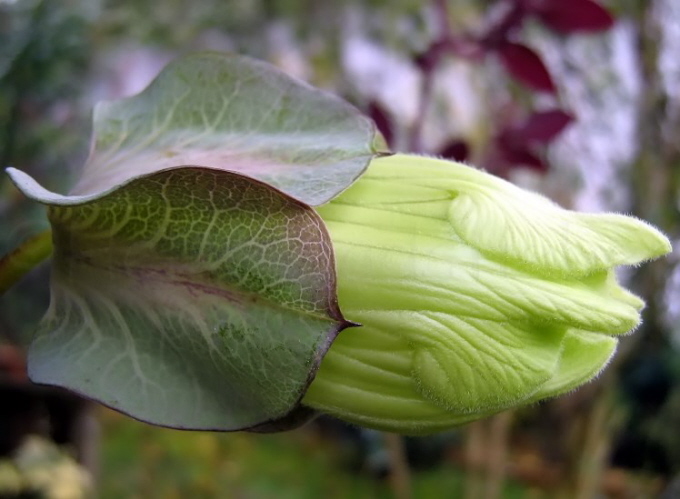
[5,53,379,431]
[303,154,672,434]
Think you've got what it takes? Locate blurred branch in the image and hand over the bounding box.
[485,411,513,499]
[464,420,485,499]
[628,0,680,344]
[463,412,513,499]
[385,432,412,499]
[572,384,617,499]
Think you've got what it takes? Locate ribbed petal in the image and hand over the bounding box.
[305,154,671,433]
[526,330,618,403]
[326,227,644,334]
[304,324,497,434]
[361,155,671,277]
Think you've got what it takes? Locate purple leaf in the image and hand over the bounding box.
[497,42,556,93]
[531,0,614,33]
[367,101,394,148]
[438,139,470,162]
[502,146,547,171]
[512,109,574,144]
[414,39,450,72]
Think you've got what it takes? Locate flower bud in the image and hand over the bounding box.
[303,154,671,434]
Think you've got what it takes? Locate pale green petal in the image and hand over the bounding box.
[355,310,566,412]
[330,176,452,207]
[306,153,671,434]
[303,324,497,434]
[526,330,617,403]
[316,202,457,242]
[327,228,644,335]
[447,188,671,277]
[327,177,454,221]
[360,155,672,277]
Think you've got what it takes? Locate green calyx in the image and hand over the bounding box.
[303,154,671,434]
[3,52,384,431]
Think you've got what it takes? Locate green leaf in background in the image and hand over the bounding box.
[8,166,350,430]
[71,52,382,206]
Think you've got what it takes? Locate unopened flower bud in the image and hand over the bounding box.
[303,154,671,434]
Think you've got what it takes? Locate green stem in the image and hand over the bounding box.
[0,230,53,295]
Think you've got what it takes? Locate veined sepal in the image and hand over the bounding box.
[8,165,355,431]
[2,52,388,431]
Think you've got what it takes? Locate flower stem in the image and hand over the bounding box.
[0,230,53,295]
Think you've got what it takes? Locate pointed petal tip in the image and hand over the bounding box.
[581,212,672,266]
[528,332,618,402]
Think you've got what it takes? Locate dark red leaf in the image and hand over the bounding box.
[439,139,470,162]
[501,145,547,171]
[513,109,574,144]
[413,50,437,73]
[497,42,556,93]
[413,39,449,72]
[367,101,394,147]
[532,0,614,33]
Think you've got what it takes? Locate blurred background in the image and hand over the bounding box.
[1,0,679,497]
